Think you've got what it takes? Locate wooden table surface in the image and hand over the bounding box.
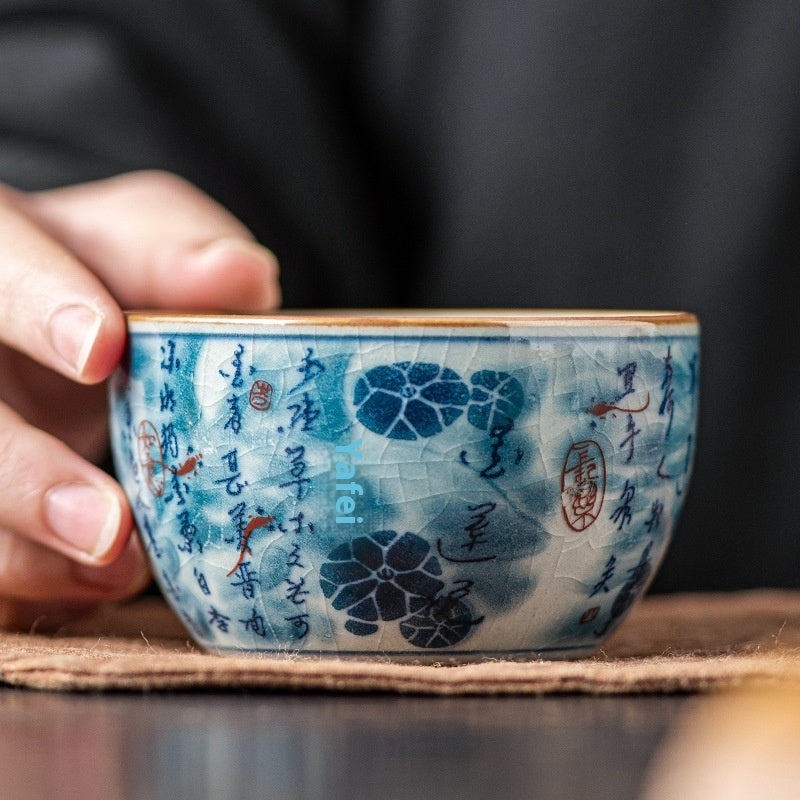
[0,689,690,800]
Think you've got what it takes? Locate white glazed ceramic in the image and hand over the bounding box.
[108,310,699,661]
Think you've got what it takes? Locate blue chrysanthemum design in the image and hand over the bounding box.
[399,596,484,649]
[353,362,469,440]
[319,530,445,637]
[467,370,525,430]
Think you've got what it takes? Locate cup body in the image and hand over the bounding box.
[109,311,699,661]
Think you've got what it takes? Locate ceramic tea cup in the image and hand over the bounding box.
[108,310,699,661]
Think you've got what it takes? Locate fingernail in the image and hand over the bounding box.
[191,237,274,268]
[48,304,102,375]
[44,483,121,560]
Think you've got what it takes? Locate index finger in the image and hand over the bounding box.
[17,171,281,312]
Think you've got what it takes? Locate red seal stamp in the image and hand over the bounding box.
[136,419,165,498]
[561,439,606,532]
[248,379,273,411]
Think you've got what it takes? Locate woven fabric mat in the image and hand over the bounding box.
[2,590,800,694]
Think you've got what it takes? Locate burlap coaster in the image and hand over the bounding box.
[2,590,800,694]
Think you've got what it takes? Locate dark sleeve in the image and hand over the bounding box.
[0,1,397,309]
[0,8,191,188]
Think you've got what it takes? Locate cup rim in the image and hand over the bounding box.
[124,308,698,328]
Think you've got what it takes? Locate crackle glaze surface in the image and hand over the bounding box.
[109,313,699,661]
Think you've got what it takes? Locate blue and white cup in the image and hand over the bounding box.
[109,310,699,661]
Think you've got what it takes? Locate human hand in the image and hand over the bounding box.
[0,170,280,630]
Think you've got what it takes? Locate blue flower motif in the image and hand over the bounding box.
[353,362,469,440]
[467,370,525,430]
[319,531,445,636]
[399,596,483,649]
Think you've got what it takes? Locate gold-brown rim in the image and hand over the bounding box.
[125,309,698,328]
